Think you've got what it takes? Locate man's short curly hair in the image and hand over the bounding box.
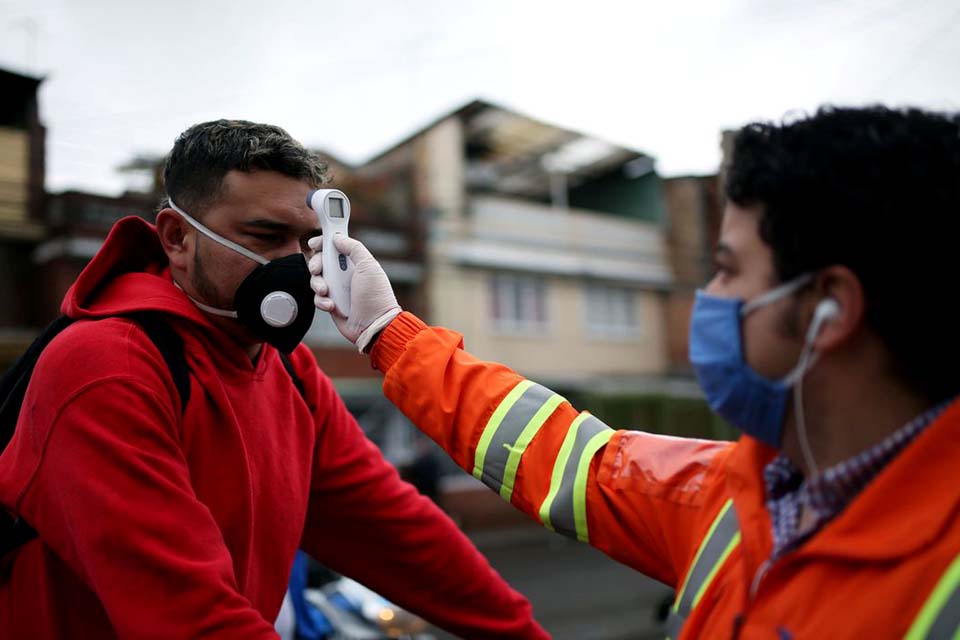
[726,105,960,403]
[161,119,329,215]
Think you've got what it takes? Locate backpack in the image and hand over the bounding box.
[0,312,306,558]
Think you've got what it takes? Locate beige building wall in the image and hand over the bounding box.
[408,114,673,383]
[0,127,29,223]
[415,116,465,221]
[427,196,671,380]
[430,265,666,379]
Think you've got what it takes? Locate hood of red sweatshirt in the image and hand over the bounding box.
[61,215,262,370]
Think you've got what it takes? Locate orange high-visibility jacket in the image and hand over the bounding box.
[372,313,960,639]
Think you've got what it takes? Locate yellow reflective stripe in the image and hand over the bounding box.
[572,428,614,542]
[691,531,741,610]
[672,499,735,615]
[473,380,533,481]
[538,412,592,530]
[540,416,612,539]
[499,393,565,501]
[905,552,960,640]
[666,498,741,639]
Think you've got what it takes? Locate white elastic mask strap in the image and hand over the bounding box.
[741,273,814,317]
[168,198,269,266]
[172,280,239,319]
[190,297,239,319]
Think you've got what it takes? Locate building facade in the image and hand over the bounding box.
[362,100,676,394]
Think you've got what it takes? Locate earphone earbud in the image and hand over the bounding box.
[804,297,839,343]
[814,298,840,323]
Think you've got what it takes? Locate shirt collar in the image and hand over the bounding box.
[764,397,954,558]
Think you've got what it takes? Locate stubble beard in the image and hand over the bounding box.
[191,238,262,350]
[192,238,232,310]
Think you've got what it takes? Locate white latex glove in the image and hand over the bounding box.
[307,234,402,352]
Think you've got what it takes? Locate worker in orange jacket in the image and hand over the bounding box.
[309,106,960,638]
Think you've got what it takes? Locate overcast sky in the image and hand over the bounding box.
[2,0,959,195]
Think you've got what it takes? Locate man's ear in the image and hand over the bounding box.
[810,265,865,351]
[155,208,191,271]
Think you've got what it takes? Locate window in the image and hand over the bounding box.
[584,285,639,339]
[490,273,549,333]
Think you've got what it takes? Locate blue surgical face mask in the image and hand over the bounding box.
[688,274,817,448]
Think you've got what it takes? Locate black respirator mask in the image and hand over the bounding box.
[168,198,315,354]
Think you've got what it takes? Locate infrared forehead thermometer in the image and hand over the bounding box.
[306,189,354,317]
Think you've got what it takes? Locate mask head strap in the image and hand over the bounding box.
[167,198,269,266]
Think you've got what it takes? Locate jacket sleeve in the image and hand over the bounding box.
[296,355,549,640]
[371,313,735,587]
[0,321,279,639]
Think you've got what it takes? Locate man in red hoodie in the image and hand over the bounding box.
[0,120,548,639]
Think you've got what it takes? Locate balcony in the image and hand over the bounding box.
[446,195,672,288]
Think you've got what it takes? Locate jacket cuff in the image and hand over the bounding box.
[370,311,428,373]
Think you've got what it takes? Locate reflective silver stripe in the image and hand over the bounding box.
[540,414,613,541]
[665,499,740,640]
[472,382,562,498]
[906,551,960,640]
[925,586,960,640]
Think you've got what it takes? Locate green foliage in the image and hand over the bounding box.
[564,391,737,441]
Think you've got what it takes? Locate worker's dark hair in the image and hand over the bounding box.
[726,105,960,403]
[161,119,328,216]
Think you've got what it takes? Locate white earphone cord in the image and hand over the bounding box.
[794,308,834,479]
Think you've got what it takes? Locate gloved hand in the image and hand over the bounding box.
[307,234,402,353]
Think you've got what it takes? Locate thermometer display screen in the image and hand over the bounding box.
[329,198,345,218]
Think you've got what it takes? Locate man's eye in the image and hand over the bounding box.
[711,264,737,283]
[248,233,280,243]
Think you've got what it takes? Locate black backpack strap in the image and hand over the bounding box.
[0,316,76,453]
[278,352,308,406]
[0,315,76,559]
[127,312,191,415]
[1,314,303,561]
[1,313,192,561]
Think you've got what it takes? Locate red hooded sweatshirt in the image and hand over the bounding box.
[0,217,547,639]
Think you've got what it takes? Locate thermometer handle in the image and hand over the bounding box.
[308,189,355,318]
[320,228,354,317]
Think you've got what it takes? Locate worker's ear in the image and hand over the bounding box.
[155,208,192,272]
[807,265,865,352]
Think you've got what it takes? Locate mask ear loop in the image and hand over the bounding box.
[168,198,269,266]
[741,273,814,316]
[167,197,268,320]
[172,281,239,318]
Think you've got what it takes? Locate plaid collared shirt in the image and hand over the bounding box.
[763,398,954,560]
